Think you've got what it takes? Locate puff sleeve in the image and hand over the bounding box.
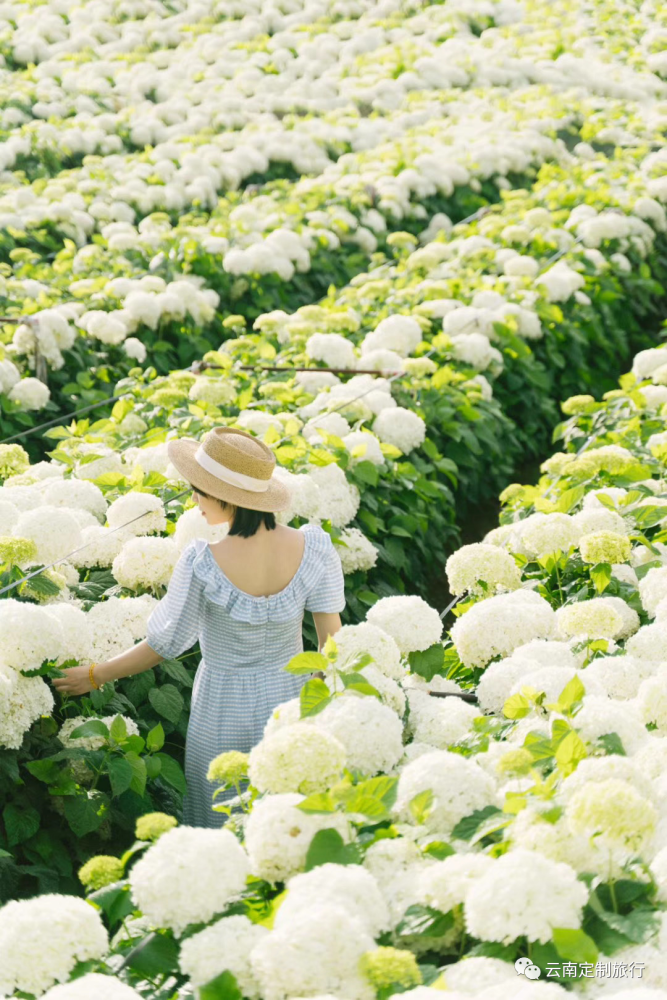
[304,538,346,614]
[145,542,205,659]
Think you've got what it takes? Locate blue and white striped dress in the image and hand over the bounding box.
[145,524,345,827]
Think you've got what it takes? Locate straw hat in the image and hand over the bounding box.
[167,427,290,512]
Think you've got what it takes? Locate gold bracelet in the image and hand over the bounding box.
[88,663,100,691]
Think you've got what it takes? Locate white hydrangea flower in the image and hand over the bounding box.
[0,598,64,670]
[41,974,143,1000]
[564,779,657,862]
[568,696,649,755]
[446,542,521,596]
[357,665,406,716]
[407,689,479,748]
[107,492,166,536]
[112,537,178,590]
[250,904,375,1000]
[366,595,443,654]
[361,315,422,357]
[394,750,496,834]
[244,793,353,883]
[8,377,51,409]
[0,663,54,749]
[336,528,378,574]
[59,714,139,751]
[302,412,351,444]
[640,567,667,617]
[572,507,629,536]
[276,864,389,937]
[464,849,587,944]
[0,498,19,533]
[124,338,147,363]
[342,430,385,466]
[87,595,156,642]
[46,603,93,663]
[123,443,170,476]
[583,654,656,700]
[173,506,229,549]
[248,722,346,794]
[451,591,555,668]
[15,505,83,564]
[273,467,322,525]
[188,377,237,406]
[333,622,404,681]
[129,827,249,935]
[418,853,495,913]
[306,333,357,369]
[70,525,130,569]
[636,668,667,735]
[627,622,667,661]
[440,957,517,994]
[373,407,426,454]
[558,755,656,805]
[449,332,503,371]
[42,479,107,520]
[517,513,580,558]
[179,915,268,995]
[555,598,625,640]
[0,894,108,996]
[313,694,404,775]
[306,463,359,528]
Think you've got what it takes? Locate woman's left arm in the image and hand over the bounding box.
[313,612,342,650]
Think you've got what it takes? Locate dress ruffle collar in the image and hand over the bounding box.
[188,523,333,625]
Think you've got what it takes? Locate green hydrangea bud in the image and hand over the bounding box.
[78,855,125,891]
[561,394,595,416]
[361,947,422,990]
[579,531,632,565]
[135,812,178,841]
[207,750,249,784]
[0,443,29,479]
[0,536,38,566]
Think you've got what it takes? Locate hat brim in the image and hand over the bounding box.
[167,439,291,513]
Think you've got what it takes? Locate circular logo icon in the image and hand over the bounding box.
[525,964,541,980]
[515,958,533,975]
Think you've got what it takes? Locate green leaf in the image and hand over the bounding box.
[26,759,61,784]
[125,753,147,798]
[25,573,61,597]
[554,485,586,513]
[555,730,587,776]
[63,793,107,837]
[596,907,659,944]
[145,756,162,779]
[3,804,40,846]
[408,643,445,682]
[351,461,379,487]
[284,651,328,675]
[340,778,397,820]
[408,789,433,825]
[148,684,184,724]
[299,679,333,719]
[200,971,243,1000]
[155,754,187,794]
[304,828,362,870]
[503,693,530,720]
[88,881,134,926]
[423,841,455,860]
[340,672,381,698]
[70,720,109,741]
[109,716,128,743]
[451,805,503,842]
[161,658,194,688]
[146,723,165,753]
[125,931,180,978]
[552,927,598,964]
[597,732,626,756]
[107,757,134,798]
[396,904,455,938]
[590,562,612,595]
[547,674,586,714]
[297,792,337,813]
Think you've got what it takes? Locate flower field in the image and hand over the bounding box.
[3,0,667,996]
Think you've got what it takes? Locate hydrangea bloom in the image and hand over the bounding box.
[366,595,443,653]
[395,750,496,834]
[43,478,107,520]
[0,663,54,749]
[0,598,64,670]
[565,779,657,860]
[276,864,389,937]
[306,463,360,527]
[579,531,632,564]
[244,793,353,883]
[336,528,379,574]
[407,689,479,748]
[179,915,268,994]
[107,492,166,536]
[112,536,179,590]
[464,849,587,944]
[0,894,108,996]
[41,975,143,1000]
[445,542,521,596]
[332,622,404,680]
[451,591,555,668]
[248,722,347,794]
[373,407,426,454]
[129,826,249,934]
[15,505,83,564]
[314,694,404,775]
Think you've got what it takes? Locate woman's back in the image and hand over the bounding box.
[208,524,306,598]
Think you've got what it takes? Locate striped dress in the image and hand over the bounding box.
[145,524,345,828]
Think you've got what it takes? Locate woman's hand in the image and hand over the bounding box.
[53,665,95,696]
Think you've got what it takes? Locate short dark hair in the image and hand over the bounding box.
[189,485,276,538]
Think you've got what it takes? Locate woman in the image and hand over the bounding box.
[54,427,345,827]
